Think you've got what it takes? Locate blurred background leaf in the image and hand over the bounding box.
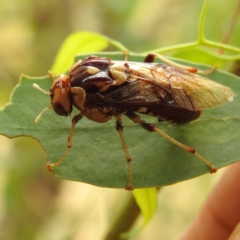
[120,188,158,238]
[50,31,109,73]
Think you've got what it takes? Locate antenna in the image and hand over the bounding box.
[35,106,52,123]
[33,83,52,123]
[33,83,50,95]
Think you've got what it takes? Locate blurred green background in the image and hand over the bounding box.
[0,0,239,239]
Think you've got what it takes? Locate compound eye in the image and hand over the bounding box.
[52,102,69,116]
[51,86,72,117]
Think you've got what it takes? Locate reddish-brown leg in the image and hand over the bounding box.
[144,53,216,74]
[46,113,83,171]
[126,111,217,173]
[115,115,133,191]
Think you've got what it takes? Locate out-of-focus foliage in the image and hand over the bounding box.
[0,0,239,240]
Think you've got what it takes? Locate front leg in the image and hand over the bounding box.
[47,113,83,171]
[125,111,217,173]
[144,53,215,74]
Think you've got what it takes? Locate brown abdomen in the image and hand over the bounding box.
[138,105,201,124]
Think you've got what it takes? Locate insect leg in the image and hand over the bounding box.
[115,115,133,191]
[46,113,83,171]
[125,111,217,173]
[144,53,216,75]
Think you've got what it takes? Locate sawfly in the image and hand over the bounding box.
[33,53,235,190]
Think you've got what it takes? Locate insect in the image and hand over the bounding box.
[33,53,235,190]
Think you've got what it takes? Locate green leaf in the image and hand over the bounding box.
[1,52,240,189]
[172,48,225,67]
[120,188,158,238]
[50,31,109,74]
[133,188,157,228]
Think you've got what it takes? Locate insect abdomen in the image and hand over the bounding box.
[137,105,201,124]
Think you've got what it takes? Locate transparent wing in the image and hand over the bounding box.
[126,63,235,111]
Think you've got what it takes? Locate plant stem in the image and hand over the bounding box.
[105,35,129,52]
[104,193,140,240]
[142,41,199,55]
[218,0,240,53]
[142,0,240,60]
[204,39,240,54]
[197,0,210,43]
